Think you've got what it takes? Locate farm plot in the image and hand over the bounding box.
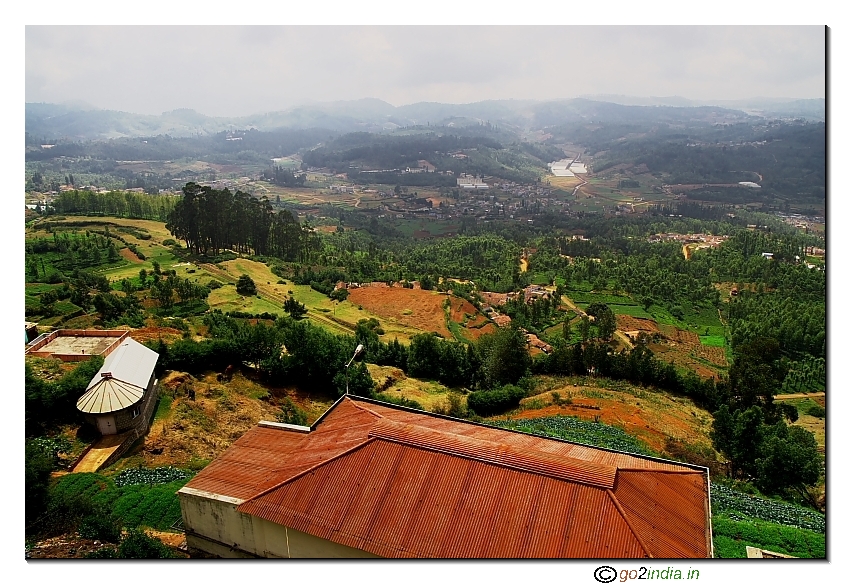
[615,315,659,334]
[50,472,189,531]
[655,323,728,369]
[348,286,463,340]
[490,381,715,454]
[447,296,497,341]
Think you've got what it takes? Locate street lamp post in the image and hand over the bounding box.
[345,344,365,395]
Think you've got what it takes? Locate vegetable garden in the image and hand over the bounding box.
[51,470,191,531]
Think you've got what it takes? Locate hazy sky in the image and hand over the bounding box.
[26,25,825,117]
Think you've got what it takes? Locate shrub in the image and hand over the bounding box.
[206,280,223,290]
[117,530,175,559]
[277,397,308,425]
[807,404,825,419]
[235,274,256,296]
[373,393,424,410]
[78,512,122,543]
[84,547,119,558]
[467,385,525,417]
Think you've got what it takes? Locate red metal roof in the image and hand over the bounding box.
[184,396,711,558]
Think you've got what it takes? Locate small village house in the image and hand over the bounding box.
[76,338,160,437]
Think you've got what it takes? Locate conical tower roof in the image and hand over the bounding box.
[76,376,144,414]
[76,338,159,415]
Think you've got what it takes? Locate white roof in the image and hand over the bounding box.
[77,338,159,414]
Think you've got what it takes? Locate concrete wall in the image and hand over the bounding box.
[179,488,377,559]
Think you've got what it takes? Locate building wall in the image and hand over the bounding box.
[179,490,377,559]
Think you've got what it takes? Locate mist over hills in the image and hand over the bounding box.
[25,96,824,142]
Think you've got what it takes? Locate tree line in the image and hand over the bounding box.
[166,183,318,261]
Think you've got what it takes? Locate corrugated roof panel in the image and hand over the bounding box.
[337,442,402,541]
[196,397,710,558]
[370,420,617,488]
[434,461,506,557]
[614,470,710,558]
[524,479,575,558]
[482,471,542,557]
[368,444,438,557]
[405,452,474,557]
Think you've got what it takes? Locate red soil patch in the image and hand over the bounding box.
[447,297,497,340]
[658,324,700,345]
[119,247,143,263]
[349,286,453,337]
[127,326,184,344]
[616,315,659,333]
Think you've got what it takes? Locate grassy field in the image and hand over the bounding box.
[207,259,427,342]
[367,364,458,411]
[712,515,824,558]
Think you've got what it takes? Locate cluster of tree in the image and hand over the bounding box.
[26,231,121,281]
[166,183,318,260]
[500,293,564,335]
[264,166,306,187]
[160,312,532,398]
[49,190,176,222]
[710,339,822,498]
[25,357,105,436]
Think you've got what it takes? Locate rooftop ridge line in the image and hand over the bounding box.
[238,437,379,507]
[606,489,654,559]
[346,395,710,473]
[368,418,617,489]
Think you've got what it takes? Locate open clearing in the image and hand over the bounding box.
[367,364,459,411]
[111,370,334,471]
[348,286,493,341]
[348,286,452,338]
[207,259,423,341]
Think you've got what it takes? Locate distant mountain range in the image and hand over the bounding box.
[25,95,825,141]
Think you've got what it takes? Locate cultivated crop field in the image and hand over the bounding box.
[32,216,184,282]
[491,378,715,454]
[206,258,419,340]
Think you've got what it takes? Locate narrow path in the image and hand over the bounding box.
[72,434,130,473]
[773,392,825,401]
[560,293,632,349]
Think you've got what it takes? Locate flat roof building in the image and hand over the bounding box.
[26,329,128,362]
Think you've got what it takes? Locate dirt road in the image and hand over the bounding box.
[72,434,130,473]
[773,392,825,401]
